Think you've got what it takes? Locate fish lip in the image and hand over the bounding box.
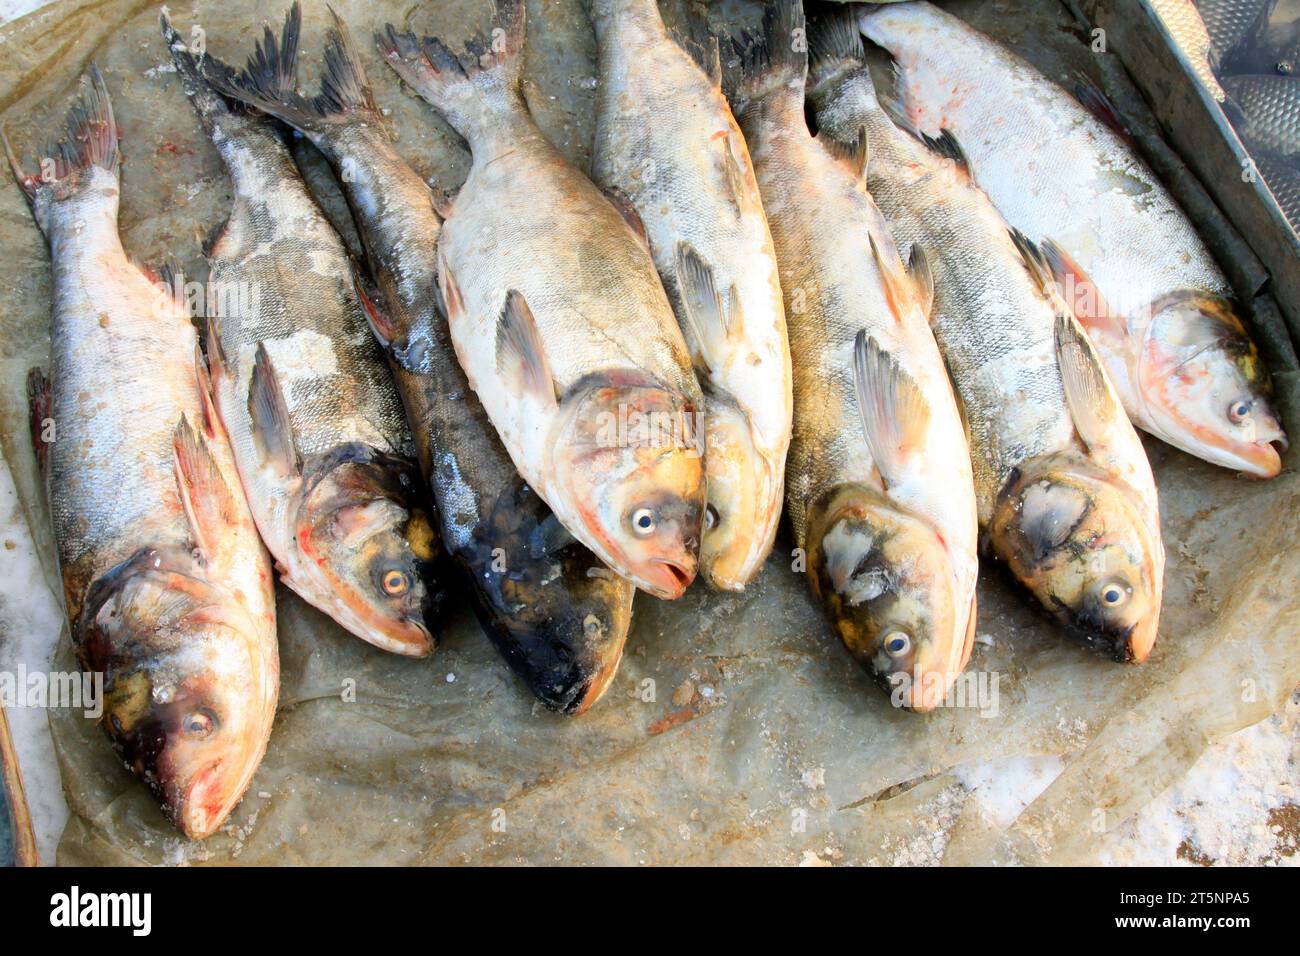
[639,560,695,599]
[179,760,232,841]
[1235,439,1284,478]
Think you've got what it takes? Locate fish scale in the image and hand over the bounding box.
[1225,74,1300,155]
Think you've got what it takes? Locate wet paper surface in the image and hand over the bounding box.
[0,0,1296,865]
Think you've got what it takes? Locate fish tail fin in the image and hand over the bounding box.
[724,0,807,116]
[3,65,118,233]
[376,0,527,140]
[197,3,325,131]
[807,3,864,91]
[160,9,233,133]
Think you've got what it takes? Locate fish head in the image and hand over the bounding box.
[698,394,781,591]
[79,551,276,839]
[292,446,440,655]
[990,456,1162,662]
[1140,292,1285,477]
[474,484,634,715]
[554,383,706,599]
[805,483,971,711]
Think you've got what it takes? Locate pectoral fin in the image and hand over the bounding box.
[675,242,745,375]
[173,414,239,565]
[852,331,930,488]
[1054,311,1120,454]
[496,290,558,407]
[869,233,925,323]
[248,343,301,479]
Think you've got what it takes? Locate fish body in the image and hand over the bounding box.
[5,70,278,839]
[1151,0,1227,100]
[207,5,634,714]
[730,0,978,710]
[588,0,792,591]
[376,0,706,600]
[167,12,441,657]
[861,1,1286,478]
[1256,148,1300,227]
[807,10,1164,661]
[1198,0,1276,63]
[1224,74,1300,155]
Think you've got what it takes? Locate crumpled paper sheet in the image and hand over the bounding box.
[0,0,1297,866]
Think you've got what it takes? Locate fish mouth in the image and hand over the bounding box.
[179,760,235,840]
[639,560,695,600]
[1234,437,1285,479]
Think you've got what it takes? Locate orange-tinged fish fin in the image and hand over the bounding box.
[1054,311,1120,455]
[496,290,558,406]
[1038,237,1126,337]
[173,414,239,566]
[248,343,301,479]
[852,330,930,488]
[908,245,934,318]
[353,271,400,352]
[819,125,868,182]
[868,232,917,323]
[26,367,51,477]
[675,242,744,374]
[193,343,222,442]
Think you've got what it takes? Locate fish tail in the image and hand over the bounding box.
[3,65,118,233]
[724,0,807,116]
[160,10,233,134]
[196,3,325,131]
[376,0,526,140]
[806,3,864,92]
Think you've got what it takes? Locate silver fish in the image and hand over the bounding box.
[730,0,979,711]
[1151,0,1228,101]
[861,1,1287,478]
[376,0,707,600]
[588,0,792,591]
[808,8,1165,662]
[203,4,635,714]
[166,10,442,657]
[4,70,278,839]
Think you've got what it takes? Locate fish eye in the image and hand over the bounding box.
[883,631,911,659]
[182,708,217,739]
[381,569,410,596]
[1227,398,1254,424]
[630,507,656,536]
[583,614,602,636]
[704,504,719,532]
[1098,580,1131,607]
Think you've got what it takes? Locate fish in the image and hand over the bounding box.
[1198,0,1277,64]
[1150,0,1228,101]
[0,704,37,865]
[861,1,1287,478]
[807,8,1165,662]
[3,70,279,839]
[375,0,707,600]
[728,0,979,711]
[204,5,634,714]
[163,10,442,657]
[587,0,793,591]
[1224,74,1300,156]
[1254,147,1300,228]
